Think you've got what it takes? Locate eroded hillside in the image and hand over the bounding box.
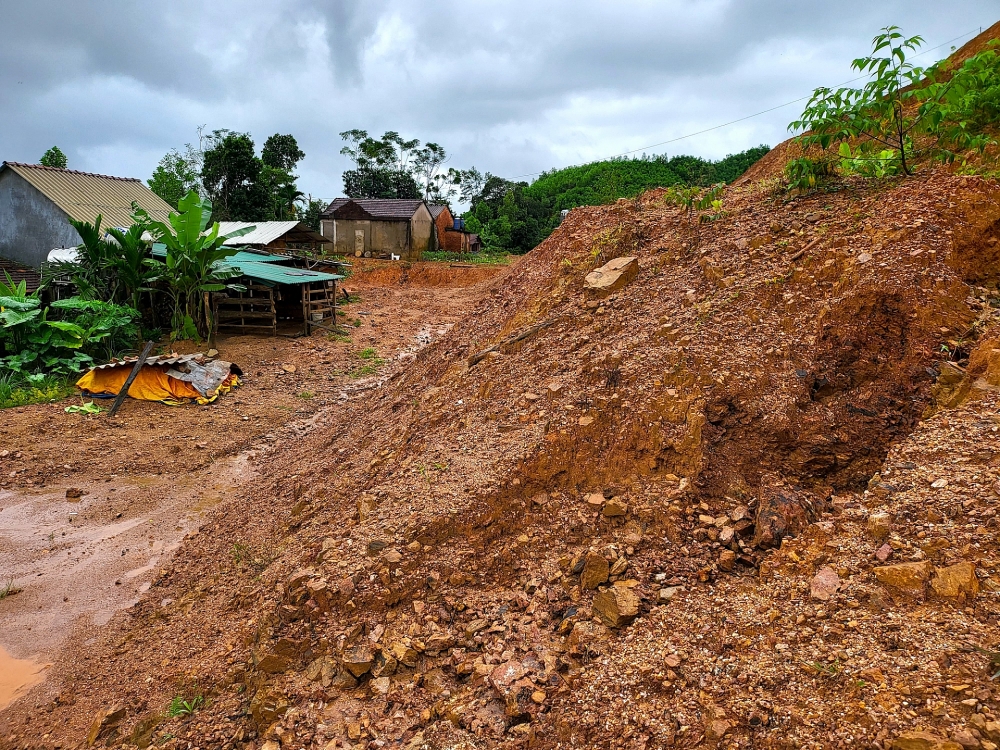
[5,155,1000,750]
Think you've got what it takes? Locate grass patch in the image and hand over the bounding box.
[327,333,352,343]
[422,250,512,265]
[352,347,384,378]
[0,373,76,410]
[0,577,23,600]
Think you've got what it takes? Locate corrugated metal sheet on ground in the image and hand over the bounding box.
[91,353,207,371]
[1,162,173,229]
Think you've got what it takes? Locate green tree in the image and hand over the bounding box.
[297,195,328,231]
[148,149,200,209]
[39,146,67,169]
[138,191,253,339]
[262,134,305,172]
[201,133,271,221]
[340,130,424,199]
[788,26,997,176]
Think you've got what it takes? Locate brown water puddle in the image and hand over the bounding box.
[0,646,46,711]
[0,452,256,708]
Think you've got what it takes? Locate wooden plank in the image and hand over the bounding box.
[108,341,154,417]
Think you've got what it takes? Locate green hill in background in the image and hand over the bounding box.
[462,145,770,254]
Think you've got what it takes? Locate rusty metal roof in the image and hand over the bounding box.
[322,198,427,220]
[0,162,173,229]
[0,256,42,293]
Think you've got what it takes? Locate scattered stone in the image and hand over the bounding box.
[706,719,731,743]
[867,512,892,541]
[892,730,964,750]
[658,586,679,603]
[609,556,628,576]
[951,729,980,750]
[371,676,391,695]
[578,415,595,426]
[718,550,736,572]
[593,583,640,628]
[584,492,605,508]
[876,543,893,562]
[342,646,374,677]
[931,478,949,488]
[930,562,979,601]
[810,566,841,601]
[857,252,872,264]
[256,653,290,674]
[584,256,639,296]
[65,487,83,499]
[281,363,296,373]
[874,561,932,596]
[602,497,628,517]
[752,478,814,549]
[581,552,610,590]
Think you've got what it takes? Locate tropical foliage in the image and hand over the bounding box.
[139,190,252,340]
[0,274,139,380]
[788,27,1000,180]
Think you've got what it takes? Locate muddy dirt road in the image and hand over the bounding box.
[0,264,502,711]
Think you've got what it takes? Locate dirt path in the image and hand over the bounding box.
[0,264,503,714]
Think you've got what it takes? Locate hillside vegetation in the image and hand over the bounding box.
[463,146,770,255]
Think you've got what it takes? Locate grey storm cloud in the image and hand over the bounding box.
[1,0,998,200]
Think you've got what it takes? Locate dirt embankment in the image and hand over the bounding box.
[6,157,1000,750]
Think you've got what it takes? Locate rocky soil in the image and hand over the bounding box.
[6,30,1000,749]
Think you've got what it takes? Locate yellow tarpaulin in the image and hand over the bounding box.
[76,365,239,405]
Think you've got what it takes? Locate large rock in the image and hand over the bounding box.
[86,705,126,746]
[580,552,610,590]
[584,256,639,296]
[593,583,640,628]
[874,561,932,596]
[930,562,979,601]
[751,477,814,549]
[342,645,375,677]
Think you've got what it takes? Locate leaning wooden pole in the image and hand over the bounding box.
[108,341,155,418]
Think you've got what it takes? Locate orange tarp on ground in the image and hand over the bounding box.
[75,365,238,404]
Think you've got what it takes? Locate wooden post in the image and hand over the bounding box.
[108,340,155,418]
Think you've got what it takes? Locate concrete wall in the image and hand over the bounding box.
[410,205,434,259]
[0,169,79,267]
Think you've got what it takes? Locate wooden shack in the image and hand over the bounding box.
[320,199,435,261]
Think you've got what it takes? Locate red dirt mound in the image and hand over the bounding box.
[348,259,505,288]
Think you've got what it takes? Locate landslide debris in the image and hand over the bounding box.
[8,44,1000,750]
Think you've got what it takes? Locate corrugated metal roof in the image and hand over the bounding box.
[322,198,427,220]
[228,261,343,285]
[1,162,173,229]
[92,352,207,371]
[216,221,327,246]
[150,243,287,263]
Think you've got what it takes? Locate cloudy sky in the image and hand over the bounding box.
[2,1,998,202]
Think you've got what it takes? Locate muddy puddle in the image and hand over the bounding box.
[0,451,256,709]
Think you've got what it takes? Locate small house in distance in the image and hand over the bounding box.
[320,199,434,261]
[429,204,481,254]
[0,161,173,268]
[215,221,329,256]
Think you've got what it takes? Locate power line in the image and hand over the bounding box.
[511,25,986,180]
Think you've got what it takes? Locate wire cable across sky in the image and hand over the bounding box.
[512,24,988,180]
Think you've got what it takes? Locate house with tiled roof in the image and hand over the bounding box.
[319,198,435,260]
[0,161,173,268]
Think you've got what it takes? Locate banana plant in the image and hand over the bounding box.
[137,190,254,340]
